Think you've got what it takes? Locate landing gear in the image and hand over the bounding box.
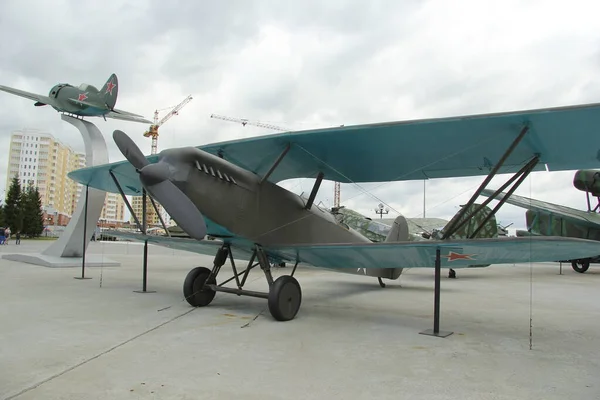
[377,277,386,288]
[183,245,302,321]
[571,259,590,273]
[183,267,216,306]
[268,276,302,321]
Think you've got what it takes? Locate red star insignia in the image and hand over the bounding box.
[78,93,88,101]
[105,81,116,95]
[442,251,476,262]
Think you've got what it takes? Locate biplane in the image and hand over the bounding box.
[480,169,600,273]
[68,102,600,321]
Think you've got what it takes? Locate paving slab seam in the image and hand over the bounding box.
[3,308,197,400]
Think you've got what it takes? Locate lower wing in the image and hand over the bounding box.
[103,231,599,270]
[267,237,600,269]
[0,84,54,106]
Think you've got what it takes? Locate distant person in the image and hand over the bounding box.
[15,231,21,245]
[0,227,5,245]
[5,227,10,244]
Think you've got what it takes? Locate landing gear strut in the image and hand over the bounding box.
[183,245,302,321]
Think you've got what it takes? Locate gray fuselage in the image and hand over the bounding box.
[46,84,107,116]
[159,146,370,246]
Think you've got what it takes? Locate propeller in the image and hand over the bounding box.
[112,130,207,240]
[114,130,148,170]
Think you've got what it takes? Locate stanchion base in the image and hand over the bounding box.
[133,290,156,294]
[74,277,93,280]
[419,329,454,338]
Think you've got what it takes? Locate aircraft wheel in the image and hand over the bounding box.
[268,275,302,321]
[183,267,216,307]
[571,260,590,273]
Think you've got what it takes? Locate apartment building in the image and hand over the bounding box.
[130,196,164,227]
[5,128,125,224]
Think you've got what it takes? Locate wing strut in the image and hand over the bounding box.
[260,143,291,184]
[305,172,325,210]
[442,124,531,239]
[109,171,156,294]
[467,156,539,238]
[148,195,171,237]
[109,170,143,232]
[445,155,540,239]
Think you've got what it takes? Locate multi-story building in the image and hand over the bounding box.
[5,128,126,225]
[6,128,72,214]
[131,196,164,227]
[100,192,126,224]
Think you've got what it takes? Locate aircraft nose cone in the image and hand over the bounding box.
[140,162,171,186]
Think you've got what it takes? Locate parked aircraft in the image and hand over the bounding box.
[331,205,495,278]
[68,102,600,321]
[480,169,600,273]
[0,73,151,123]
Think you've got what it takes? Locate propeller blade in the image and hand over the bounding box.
[113,130,149,170]
[145,180,207,240]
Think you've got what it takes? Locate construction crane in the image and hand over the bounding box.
[144,95,193,154]
[210,114,290,132]
[210,114,342,208]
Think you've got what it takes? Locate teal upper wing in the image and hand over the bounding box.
[0,84,54,106]
[69,102,600,195]
[480,189,600,229]
[200,102,600,183]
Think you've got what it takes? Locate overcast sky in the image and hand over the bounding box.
[1,0,599,233]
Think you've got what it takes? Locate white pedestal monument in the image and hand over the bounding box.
[2,115,120,267]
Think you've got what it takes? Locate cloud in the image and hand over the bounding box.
[1,0,599,233]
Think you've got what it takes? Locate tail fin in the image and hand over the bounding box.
[100,73,118,110]
[372,215,411,280]
[385,215,410,242]
[441,203,498,239]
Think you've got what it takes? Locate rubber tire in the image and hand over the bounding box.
[268,275,302,321]
[183,267,217,307]
[571,260,590,273]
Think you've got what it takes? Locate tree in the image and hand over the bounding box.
[4,175,22,232]
[22,184,44,237]
[0,204,5,227]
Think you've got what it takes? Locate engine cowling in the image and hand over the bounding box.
[573,169,600,196]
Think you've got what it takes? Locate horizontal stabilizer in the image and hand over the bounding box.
[105,111,152,124]
[112,108,146,118]
[68,98,102,108]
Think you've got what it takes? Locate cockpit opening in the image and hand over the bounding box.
[78,83,98,92]
[49,83,69,98]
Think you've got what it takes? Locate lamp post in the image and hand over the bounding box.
[375,203,389,219]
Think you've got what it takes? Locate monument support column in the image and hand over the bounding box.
[2,115,120,267]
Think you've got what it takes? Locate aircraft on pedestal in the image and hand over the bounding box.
[0,73,151,124]
[68,102,600,322]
